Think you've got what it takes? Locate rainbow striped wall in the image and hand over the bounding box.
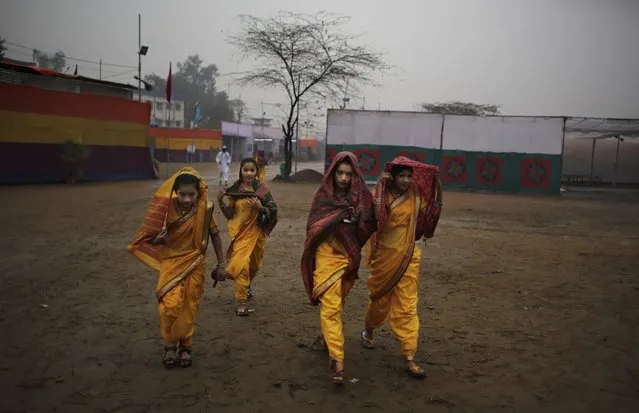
[150,127,222,162]
[0,83,156,184]
[326,110,564,194]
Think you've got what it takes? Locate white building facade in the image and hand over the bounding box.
[142,94,186,128]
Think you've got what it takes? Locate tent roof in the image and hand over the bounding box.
[565,117,639,140]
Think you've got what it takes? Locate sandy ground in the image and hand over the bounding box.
[0,161,638,413]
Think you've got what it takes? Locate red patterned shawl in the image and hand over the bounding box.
[370,156,442,260]
[300,151,376,305]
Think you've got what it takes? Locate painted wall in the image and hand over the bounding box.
[0,83,156,184]
[150,127,222,163]
[325,110,564,194]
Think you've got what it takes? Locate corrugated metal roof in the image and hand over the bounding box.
[0,61,136,100]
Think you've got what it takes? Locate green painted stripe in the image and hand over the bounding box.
[326,144,561,194]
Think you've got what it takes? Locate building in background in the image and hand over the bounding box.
[0,61,136,99]
[150,127,222,163]
[142,94,185,128]
[0,81,155,184]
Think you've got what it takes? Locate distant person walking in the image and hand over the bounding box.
[216,146,231,187]
[256,149,268,182]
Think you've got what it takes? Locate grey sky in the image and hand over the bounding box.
[2,0,638,133]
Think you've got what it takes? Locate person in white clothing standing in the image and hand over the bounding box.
[216,146,232,186]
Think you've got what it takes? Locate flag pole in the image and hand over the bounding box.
[165,61,172,178]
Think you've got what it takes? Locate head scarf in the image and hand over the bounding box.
[127,167,208,270]
[224,157,278,236]
[375,156,442,243]
[300,151,377,305]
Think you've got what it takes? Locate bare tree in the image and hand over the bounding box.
[228,12,388,178]
[420,101,501,116]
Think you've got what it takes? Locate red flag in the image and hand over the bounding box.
[165,62,172,103]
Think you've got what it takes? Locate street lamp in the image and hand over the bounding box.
[137,13,149,101]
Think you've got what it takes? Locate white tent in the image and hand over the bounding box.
[565,117,639,140]
[564,117,639,187]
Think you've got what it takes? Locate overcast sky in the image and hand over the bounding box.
[2,0,638,133]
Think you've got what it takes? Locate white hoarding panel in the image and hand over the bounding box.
[442,115,563,155]
[327,110,443,148]
[326,110,358,145]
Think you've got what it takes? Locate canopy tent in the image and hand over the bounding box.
[565,117,639,140]
[563,117,639,188]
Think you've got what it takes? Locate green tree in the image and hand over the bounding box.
[229,99,249,122]
[145,54,237,128]
[420,101,501,116]
[0,37,6,59]
[228,12,388,178]
[33,49,67,72]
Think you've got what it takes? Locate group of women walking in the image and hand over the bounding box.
[127,151,442,384]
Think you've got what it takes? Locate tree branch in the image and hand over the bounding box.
[228,11,388,177]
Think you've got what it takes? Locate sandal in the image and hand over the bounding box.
[360,330,375,349]
[235,304,249,317]
[406,359,426,379]
[330,360,345,385]
[178,347,192,368]
[162,346,177,369]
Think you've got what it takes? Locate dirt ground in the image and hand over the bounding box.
[1,162,638,413]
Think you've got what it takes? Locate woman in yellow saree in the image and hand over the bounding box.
[256,149,268,183]
[300,151,376,385]
[128,167,227,369]
[361,156,443,379]
[217,157,278,316]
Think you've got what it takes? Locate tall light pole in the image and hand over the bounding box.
[138,13,141,101]
[137,14,149,101]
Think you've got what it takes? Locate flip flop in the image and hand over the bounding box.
[360,330,375,349]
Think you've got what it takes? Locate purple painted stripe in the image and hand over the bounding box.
[0,142,156,184]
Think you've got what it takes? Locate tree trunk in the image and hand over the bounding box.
[282,135,295,179]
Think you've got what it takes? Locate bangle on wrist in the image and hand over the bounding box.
[217,262,225,268]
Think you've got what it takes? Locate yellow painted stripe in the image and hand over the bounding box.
[154,137,222,151]
[0,110,149,147]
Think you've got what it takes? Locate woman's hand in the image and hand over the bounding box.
[247,197,263,211]
[347,206,360,222]
[211,266,227,282]
[151,228,168,245]
[217,189,225,202]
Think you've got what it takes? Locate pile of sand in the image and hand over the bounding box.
[273,169,324,183]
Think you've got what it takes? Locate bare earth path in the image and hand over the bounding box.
[0,162,637,413]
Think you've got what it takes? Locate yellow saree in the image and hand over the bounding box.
[365,187,422,358]
[128,167,217,347]
[313,235,356,362]
[226,197,267,302]
[257,167,267,183]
